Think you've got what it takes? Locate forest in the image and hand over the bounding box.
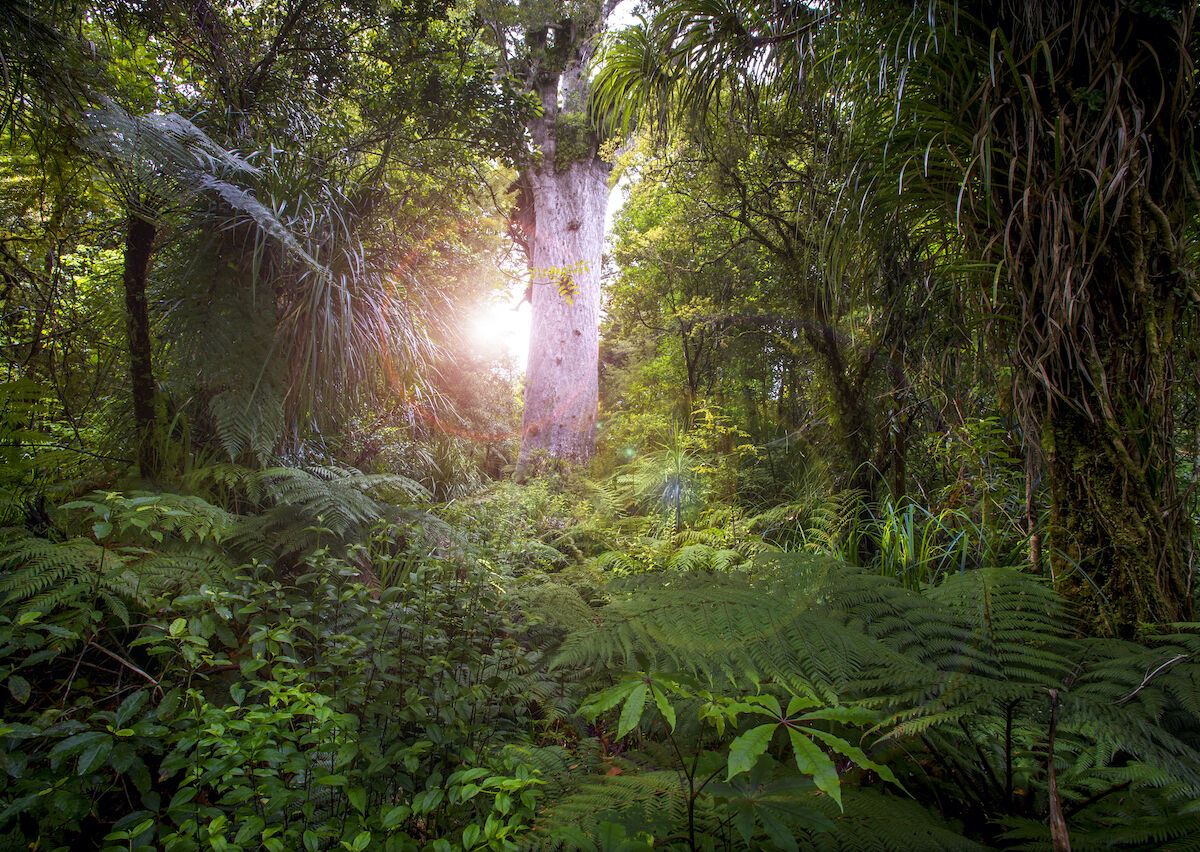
[2,0,1200,849]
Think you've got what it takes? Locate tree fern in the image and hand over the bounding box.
[207,387,286,466]
[229,465,430,560]
[548,555,1200,844]
[0,534,121,613]
[535,767,693,847]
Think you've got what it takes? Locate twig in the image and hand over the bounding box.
[1047,689,1071,852]
[87,641,163,697]
[1117,653,1193,706]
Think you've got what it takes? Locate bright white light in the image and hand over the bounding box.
[468,282,531,367]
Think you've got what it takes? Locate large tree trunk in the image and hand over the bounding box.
[122,213,159,478]
[963,2,1196,632]
[518,159,608,469]
[1040,247,1190,632]
[1045,403,1188,634]
[512,16,613,476]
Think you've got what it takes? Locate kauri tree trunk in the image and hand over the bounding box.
[512,14,613,476]
[520,160,608,468]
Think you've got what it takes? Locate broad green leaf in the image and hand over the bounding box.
[49,730,107,759]
[743,694,783,718]
[115,690,147,726]
[77,738,112,775]
[795,706,879,726]
[7,675,30,704]
[651,684,676,731]
[234,816,266,845]
[168,787,197,812]
[617,683,647,739]
[804,727,904,789]
[727,723,776,779]
[732,801,756,844]
[459,783,481,800]
[785,694,820,717]
[698,701,728,737]
[757,806,800,852]
[381,804,410,830]
[787,729,841,809]
[0,793,39,824]
[579,679,638,720]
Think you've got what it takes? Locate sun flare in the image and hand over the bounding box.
[468,285,531,366]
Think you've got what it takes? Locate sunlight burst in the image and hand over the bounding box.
[468,285,531,366]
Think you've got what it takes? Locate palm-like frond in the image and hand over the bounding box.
[590,0,827,135]
[230,465,429,560]
[550,553,1200,838]
[81,102,316,269]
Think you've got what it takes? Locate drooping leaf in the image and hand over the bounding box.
[617,683,648,738]
[727,723,777,779]
[787,728,841,809]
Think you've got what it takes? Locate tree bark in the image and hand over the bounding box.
[122,213,159,478]
[1043,347,1190,633]
[518,159,608,470]
[512,16,612,476]
[956,1,1196,632]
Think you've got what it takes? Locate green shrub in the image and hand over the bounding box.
[0,520,552,850]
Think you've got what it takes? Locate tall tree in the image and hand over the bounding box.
[116,0,528,456]
[83,104,301,477]
[860,1,1199,631]
[593,0,1200,632]
[498,0,620,474]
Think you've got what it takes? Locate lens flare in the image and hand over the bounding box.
[468,288,531,366]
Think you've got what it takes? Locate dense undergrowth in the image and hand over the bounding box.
[4,0,1200,848]
[2,462,1198,850]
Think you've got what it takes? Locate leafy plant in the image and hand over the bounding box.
[536,554,1200,848]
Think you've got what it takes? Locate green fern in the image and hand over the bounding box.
[230,465,429,559]
[0,490,242,617]
[547,555,1200,845]
[207,387,286,465]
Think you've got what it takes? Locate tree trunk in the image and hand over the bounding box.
[518,160,608,471]
[958,1,1196,632]
[1042,333,1190,633]
[122,213,159,478]
[512,16,613,476]
[803,323,880,498]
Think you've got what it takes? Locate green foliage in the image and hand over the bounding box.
[2,464,1199,849]
[4,0,1200,848]
[0,491,235,618]
[553,110,598,170]
[234,465,430,560]
[536,553,1200,848]
[0,518,554,850]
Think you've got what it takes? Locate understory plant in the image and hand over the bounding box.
[526,554,1200,850]
[0,507,553,850]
